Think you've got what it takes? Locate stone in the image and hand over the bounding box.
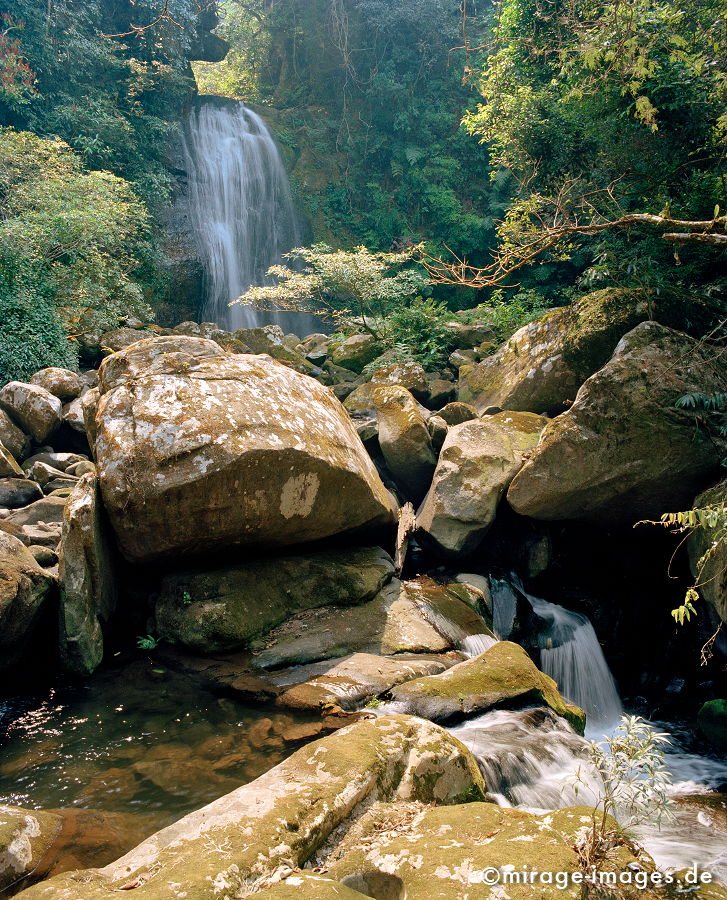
[444,320,496,349]
[0,805,62,892]
[373,385,437,504]
[0,531,57,671]
[426,378,456,407]
[17,716,485,899]
[61,395,87,434]
[16,523,62,548]
[155,547,395,653]
[371,361,430,402]
[0,478,43,509]
[508,323,727,524]
[391,640,585,729]
[6,496,68,527]
[99,326,154,353]
[276,652,458,711]
[22,452,88,474]
[234,325,316,374]
[417,412,547,557]
[0,442,23,478]
[30,368,85,402]
[0,381,62,443]
[697,699,727,749]
[66,460,96,477]
[299,333,330,363]
[58,474,118,675]
[448,348,476,369]
[437,401,478,426]
[81,386,101,450]
[427,415,448,453]
[689,479,726,623]
[29,545,58,568]
[0,409,30,461]
[93,336,397,563]
[343,381,380,417]
[26,462,71,488]
[330,334,382,373]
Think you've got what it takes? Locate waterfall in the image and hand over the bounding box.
[182,97,318,334]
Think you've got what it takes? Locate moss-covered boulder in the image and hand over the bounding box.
[371,361,430,402]
[458,288,717,416]
[698,700,727,749]
[329,334,382,373]
[233,324,316,374]
[93,336,397,563]
[373,385,437,503]
[688,479,726,623]
[155,547,395,653]
[0,805,62,893]
[390,640,585,731]
[416,412,547,557]
[508,323,727,524]
[17,716,485,900]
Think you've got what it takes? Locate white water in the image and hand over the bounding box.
[182,98,319,334]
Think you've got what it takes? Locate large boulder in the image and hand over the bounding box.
[30,368,85,402]
[373,385,437,503]
[0,409,30,461]
[0,478,43,508]
[458,288,717,416]
[390,640,585,731]
[92,336,397,563]
[58,474,118,675]
[17,716,485,899]
[329,334,382,373]
[0,805,62,893]
[0,531,56,671]
[155,547,395,653]
[688,479,726,623]
[370,361,430,402]
[508,323,727,524]
[0,382,62,444]
[417,412,546,557]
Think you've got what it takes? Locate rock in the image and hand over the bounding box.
[26,462,71,488]
[417,412,547,557]
[689,479,726,623]
[29,545,58,568]
[444,320,496,350]
[155,547,395,653]
[17,716,485,899]
[697,699,727,749]
[426,378,456,407]
[0,441,23,478]
[0,477,43,508]
[0,532,57,671]
[66,460,96,477]
[0,382,62,443]
[322,360,362,385]
[22,452,87,474]
[30,368,85,402]
[16,523,62,548]
[454,573,492,614]
[448,348,476,369]
[427,415,448,453]
[390,641,585,731]
[299,333,330,363]
[80,386,100,450]
[508,323,727,524]
[99,326,154,353]
[330,334,382,373]
[459,288,717,416]
[438,401,478,426]
[371,361,430,402]
[374,385,437,504]
[234,325,315,374]
[0,409,31,461]
[0,805,63,892]
[58,474,118,675]
[276,652,458,711]
[61,395,87,434]
[94,336,397,563]
[343,382,380,417]
[6,496,68,526]
[253,577,490,669]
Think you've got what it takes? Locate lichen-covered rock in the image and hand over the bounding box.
[417,412,547,557]
[234,325,317,374]
[330,334,382,373]
[17,716,485,900]
[508,323,727,524]
[373,385,437,504]
[0,805,62,892]
[371,361,430,402]
[58,474,117,675]
[155,547,395,653]
[0,382,62,444]
[99,326,154,353]
[92,336,397,563]
[688,479,726,623]
[437,401,478,426]
[390,640,585,730]
[30,368,85,402]
[458,288,714,416]
[0,531,56,671]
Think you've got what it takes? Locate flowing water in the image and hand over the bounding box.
[182,97,319,335]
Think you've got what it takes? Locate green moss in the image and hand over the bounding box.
[698,699,727,749]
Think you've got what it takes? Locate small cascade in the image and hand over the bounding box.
[461,633,499,657]
[182,98,319,334]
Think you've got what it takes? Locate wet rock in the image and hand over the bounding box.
[374,385,437,504]
[155,546,395,653]
[0,381,62,443]
[58,474,118,675]
[30,368,85,402]
[0,805,62,892]
[330,334,382,373]
[689,479,726,623]
[94,336,397,563]
[371,361,430,402]
[17,716,485,899]
[0,477,43,508]
[508,323,727,524]
[390,640,585,730]
[417,412,547,557]
[0,532,57,672]
[0,409,30,461]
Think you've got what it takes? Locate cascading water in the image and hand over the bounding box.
[182,97,319,334]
